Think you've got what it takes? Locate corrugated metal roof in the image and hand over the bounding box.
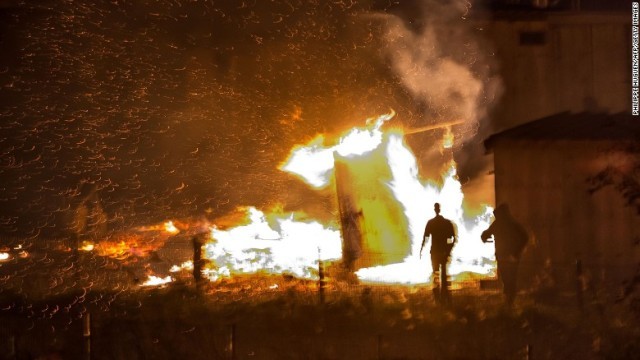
[484,112,640,151]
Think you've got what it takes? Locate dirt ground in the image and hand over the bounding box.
[1,245,640,359]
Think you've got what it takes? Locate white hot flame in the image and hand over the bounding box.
[203,207,342,281]
[282,113,496,284]
[163,113,494,286]
[141,275,174,287]
[280,112,394,188]
[355,133,495,283]
[170,261,193,273]
[80,242,95,251]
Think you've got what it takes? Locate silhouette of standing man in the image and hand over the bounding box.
[421,203,456,304]
[481,203,528,305]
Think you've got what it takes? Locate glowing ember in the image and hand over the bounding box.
[94,240,139,259]
[0,252,10,261]
[137,220,186,233]
[92,229,173,260]
[80,242,95,252]
[164,221,180,234]
[141,275,173,287]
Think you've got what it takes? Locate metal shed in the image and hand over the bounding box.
[484,112,640,295]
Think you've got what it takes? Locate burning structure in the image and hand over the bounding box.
[279,113,495,284]
[485,112,640,294]
[335,144,411,270]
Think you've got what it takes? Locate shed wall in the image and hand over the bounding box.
[494,140,640,293]
[479,14,629,131]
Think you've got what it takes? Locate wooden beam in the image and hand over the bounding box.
[403,120,464,135]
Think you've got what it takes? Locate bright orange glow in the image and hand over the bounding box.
[80,241,95,252]
[92,234,161,260]
[136,220,183,232]
[0,252,9,261]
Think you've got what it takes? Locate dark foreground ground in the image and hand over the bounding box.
[2,276,640,360]
[1,244,639,359]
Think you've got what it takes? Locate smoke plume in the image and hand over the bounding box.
[376,0,502,184]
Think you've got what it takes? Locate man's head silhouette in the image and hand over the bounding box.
[434,203,441,215]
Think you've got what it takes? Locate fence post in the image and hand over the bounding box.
[575,259,584,310]
[7,335,16,360]
[229,323,236,360]
[318,248,325,305]
[83,312,91,360]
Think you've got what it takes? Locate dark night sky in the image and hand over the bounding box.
[0,0,619,237]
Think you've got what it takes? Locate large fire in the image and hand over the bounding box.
[279,113,495,284]
[202,207,342,281]
[132,113,496,286]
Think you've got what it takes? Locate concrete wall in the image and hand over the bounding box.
[479,12,629,130]
[493,140,640,293]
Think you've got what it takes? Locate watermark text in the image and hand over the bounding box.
[632,2,639,115]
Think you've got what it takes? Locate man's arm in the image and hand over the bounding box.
[445,221,456,253]
[449,221,457,244]
[420,236,428,258]
[481,222,494,242]
[420,222,430,258]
